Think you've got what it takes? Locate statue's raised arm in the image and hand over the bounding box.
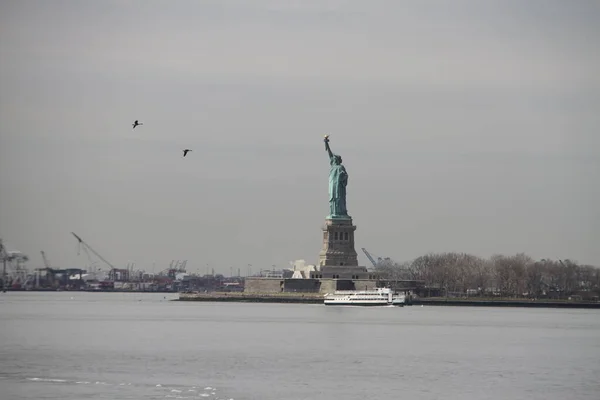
[324,135,334,161]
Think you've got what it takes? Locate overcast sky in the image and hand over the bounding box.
[1,0,598,274]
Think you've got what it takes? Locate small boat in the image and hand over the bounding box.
[324,287,405,306]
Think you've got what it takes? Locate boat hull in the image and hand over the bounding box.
[324,301,404,306]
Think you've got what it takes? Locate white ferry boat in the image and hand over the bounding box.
[324,287,405,306]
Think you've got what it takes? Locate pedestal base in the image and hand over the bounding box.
[318,217,359,268]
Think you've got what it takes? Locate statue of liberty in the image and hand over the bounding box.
[324,135,349,218]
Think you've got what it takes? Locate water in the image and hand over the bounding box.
[1,292,599,400]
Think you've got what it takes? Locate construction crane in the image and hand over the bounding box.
[361,247,398,271]
[160,260,187,279]
[72,232,117,281]
[38,250,57,289]
[361,248,379,268]
[41,251,54,270]
[169,260,187,271]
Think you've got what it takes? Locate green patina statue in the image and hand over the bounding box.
[324,135,350,219]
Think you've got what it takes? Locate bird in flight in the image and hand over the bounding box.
[132,120,143,129]
[183,149,192,157]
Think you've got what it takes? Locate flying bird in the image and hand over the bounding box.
[183,149,192,157]
[132,120,143,129]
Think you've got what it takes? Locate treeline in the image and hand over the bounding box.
[376,252,600,298]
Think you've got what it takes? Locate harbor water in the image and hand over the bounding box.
[1,292,599,400]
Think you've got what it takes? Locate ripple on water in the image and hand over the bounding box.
[27,378,68,383]
[23,377,226,399]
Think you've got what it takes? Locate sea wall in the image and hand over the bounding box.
[178,292,323,304]
[243,277,381,294]
[244,278,282,293]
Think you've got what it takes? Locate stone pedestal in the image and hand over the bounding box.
[309,216,380,283]
[318,217,359,268]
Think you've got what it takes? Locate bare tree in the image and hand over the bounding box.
[376,250,598,298]
[471,258,493,295]
[375,260,410,281]
[560,259,579,294]
[526,260,548,298]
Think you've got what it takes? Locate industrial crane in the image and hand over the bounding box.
[1,239,29,291]
[361,248,379,268]
[38,250,57,288]
[361,247,399,273]
[40,251,54,270]
[169,260,187,271]
[361,248,392,267]
[158,260,187,279]
[71,232,118,280]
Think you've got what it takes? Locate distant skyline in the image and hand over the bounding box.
[1,0,599,273]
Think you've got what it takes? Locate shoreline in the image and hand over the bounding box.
[4,290,599,308]
[176,293,600,308]
[413,298,600,309]
[1,288,177,293]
